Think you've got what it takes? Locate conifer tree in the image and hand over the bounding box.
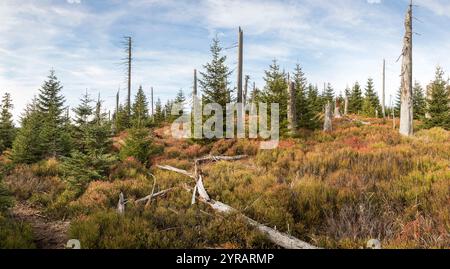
[0,93,15,152]
[425,67,450,129]
[323,83,335,104]
[293,64,309,129]
[11,98,43,163]
[131,86,149,128]
[412,81,426,120]
[363,78,381,117]
[348,82,363,114]
[260,60,288,131]
[170,89,186,123]
[199,38,232,107]
[153,98,164,125]
[36,70,70,158]
[305,84,322,130]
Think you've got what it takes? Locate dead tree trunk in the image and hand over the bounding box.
[237,27,244,103]
[117,192,125,215]
[125,36,132,117]
[244,75,249,105]
[324,102,332,132]
[382,59,386,118]
[287,81,297,134]
[151,87,154,116]
[399,2,413,136]
[158,159,320,249]
[344,95,349,116]
[334,100,342,119]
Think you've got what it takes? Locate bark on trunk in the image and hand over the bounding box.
[287,81,297,134]
[324,102,333,132]
[399,2,414,136]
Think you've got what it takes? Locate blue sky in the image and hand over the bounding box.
[1,0,450,122]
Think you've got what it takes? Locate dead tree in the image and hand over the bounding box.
[382,59,386,118]
[157,156,320,249]
[193,69,198,97]
[237,27,244,103]
[324,102,333,132]
[287,81,297,134]
[151,87,154,116]
[244,75,249,104]
[334,100,342,119]
[344,95,349,116]
[117,192,125,214]
[399,1,414,136]
[123,36,133,117]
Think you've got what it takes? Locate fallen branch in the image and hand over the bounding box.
[160,165,320,249]
[195,155,248,164]
[135,188,174,204]
[157,165,195,178]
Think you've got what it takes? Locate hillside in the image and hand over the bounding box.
[1,116,449,249]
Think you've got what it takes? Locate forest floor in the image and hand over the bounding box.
[11,202,69,249]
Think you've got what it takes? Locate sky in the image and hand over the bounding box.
[1,0,450,123]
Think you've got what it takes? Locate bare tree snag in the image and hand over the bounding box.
[382,59,386,118]
[237,27,244,103]
[399,2,414,136]
[344,95,349,116]
[287,81,297,134]
[244,75,249,104]
[124,36,132,117]
[334,100,342,119]
[193,69,198,97]
[324,102,333,132]
[151,87,154,116]
[117,192,125,215]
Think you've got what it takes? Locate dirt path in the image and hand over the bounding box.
[11,202,70,249]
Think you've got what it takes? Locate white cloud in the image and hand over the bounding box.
[67,0,81,4]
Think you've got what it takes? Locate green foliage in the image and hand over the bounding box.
[0,214,35,249]
[62,151,116,195]
[260,60,288,132]
[362,78,381,117]
[131,86,149,128]
[199,38,232,108]
[293,64,310,129]
[152,99,165,125]
[413,81,427,120]
[322,83,335,105]
[424,67,450,130]
[0,93,16,153]
[348,82,363,114]
[11,99,44,164]
[119,128,161,165]
[305,84,322,130]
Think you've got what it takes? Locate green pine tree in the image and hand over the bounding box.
[260,59,288,132]
[323,83,335,104]
[36,70,70,158]
[199,38,232,107]
[348,82,363,114]
[394,87,402,117]
[305,84,322,130]
[293,64,309,129]
[425,67,450,130]
[11,98,44,163]
[119,128,161,165]
[131,86,149,128]
[153,98,164,125]
[363,78,381,117]
[0,93,16,152]
[412,81,427,120]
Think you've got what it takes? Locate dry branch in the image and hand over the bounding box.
[135,188,174,204]
[158,164,320,249]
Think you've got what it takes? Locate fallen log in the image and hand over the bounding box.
[157,165,195,178]
[135,188,174,204]
[195,155,248,164]
[159,166,320,249]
